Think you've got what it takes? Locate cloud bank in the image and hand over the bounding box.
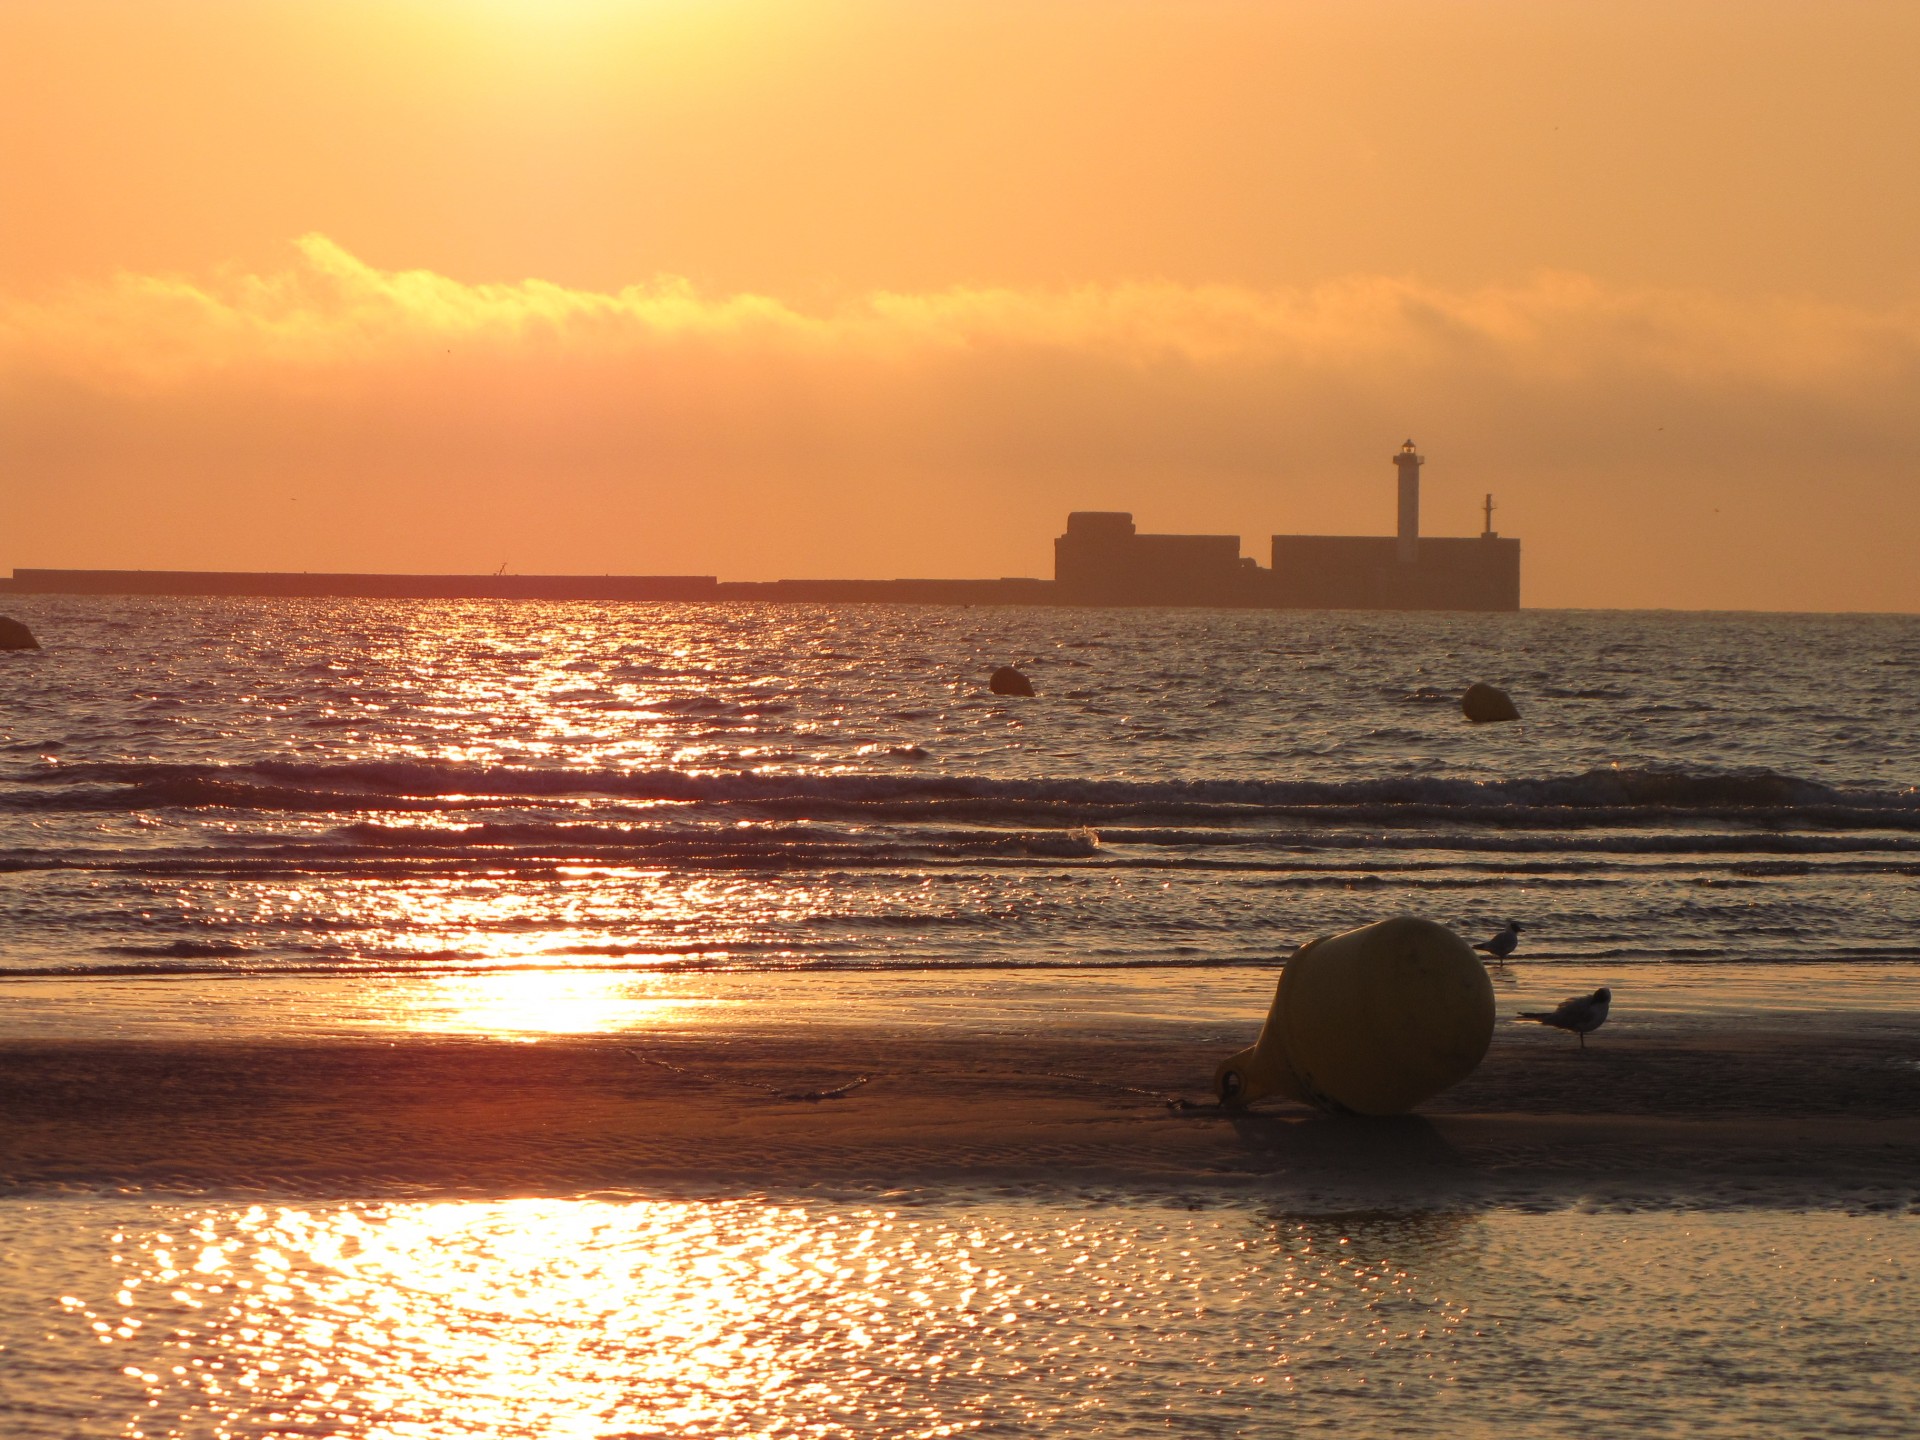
[4,237,1918,608]
[10,232,1917,388]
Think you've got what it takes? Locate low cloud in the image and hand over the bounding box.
[9,232,1918,389]
[4,237,1918,607]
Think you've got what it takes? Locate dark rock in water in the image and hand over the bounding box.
[989,665,1034,696]
[1461,682,1518,723]
[0,617,39,651]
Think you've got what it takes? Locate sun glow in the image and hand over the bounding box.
[397,967,706,1036]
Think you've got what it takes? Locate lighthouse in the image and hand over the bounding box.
[1393,439,1423,562]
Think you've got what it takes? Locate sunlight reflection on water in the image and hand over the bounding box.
[3,1197,1913,1439]
[397,970,710,1037]
[10,602,1920,984]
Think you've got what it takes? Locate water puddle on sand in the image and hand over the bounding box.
[0,1196,1912,1439]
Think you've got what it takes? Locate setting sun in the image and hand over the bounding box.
[4,2,1919,608]
[3,8,1919,1438]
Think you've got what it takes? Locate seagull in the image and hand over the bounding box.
[1472,920,1523,965]
[1517,987,1611,1048]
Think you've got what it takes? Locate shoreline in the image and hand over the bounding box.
[5,1009,1917,1211]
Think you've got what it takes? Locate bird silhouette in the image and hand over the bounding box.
[1517,987,1611,1048]
[1472,920,1523,965]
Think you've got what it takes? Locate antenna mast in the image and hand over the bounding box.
[1481,493,1497,539]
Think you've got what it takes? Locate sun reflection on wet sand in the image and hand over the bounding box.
[391,969,710,1037]
[8,962,1920,1045]
[12,1198,1914,1440]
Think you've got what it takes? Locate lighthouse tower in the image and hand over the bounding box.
[1393,439,1424,562]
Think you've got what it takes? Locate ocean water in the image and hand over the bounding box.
[4,599,1919,1437]
[1,598,1917,984]
[1,1196,1914,1439]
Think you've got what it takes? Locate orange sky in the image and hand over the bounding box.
[4,1,1918,610]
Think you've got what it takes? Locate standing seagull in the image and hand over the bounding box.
[1517,987,1611,1048]
[1472,920,1523,966]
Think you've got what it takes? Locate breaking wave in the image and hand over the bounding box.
[4,760,1916,828]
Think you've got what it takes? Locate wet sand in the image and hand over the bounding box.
[4,1008,1918,1210]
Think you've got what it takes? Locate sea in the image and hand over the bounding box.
[3,599,1917,984]
[2,597,1917,1437]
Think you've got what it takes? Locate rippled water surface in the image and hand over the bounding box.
[1,599,1916,983]
[0,1196,1912,1440]
[3,601,1917,1437]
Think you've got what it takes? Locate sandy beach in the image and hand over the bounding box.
[6,979,1917,1211]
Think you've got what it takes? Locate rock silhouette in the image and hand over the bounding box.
[0,617,40,651]
[989,666,1034,696]
[1461,682,1518,722]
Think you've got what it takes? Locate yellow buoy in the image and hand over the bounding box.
[1214,915,1495,1115]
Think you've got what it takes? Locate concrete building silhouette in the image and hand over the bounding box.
[6,443,1519,610]
[1053,513,1258,606]
[1054,442,1520,610]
